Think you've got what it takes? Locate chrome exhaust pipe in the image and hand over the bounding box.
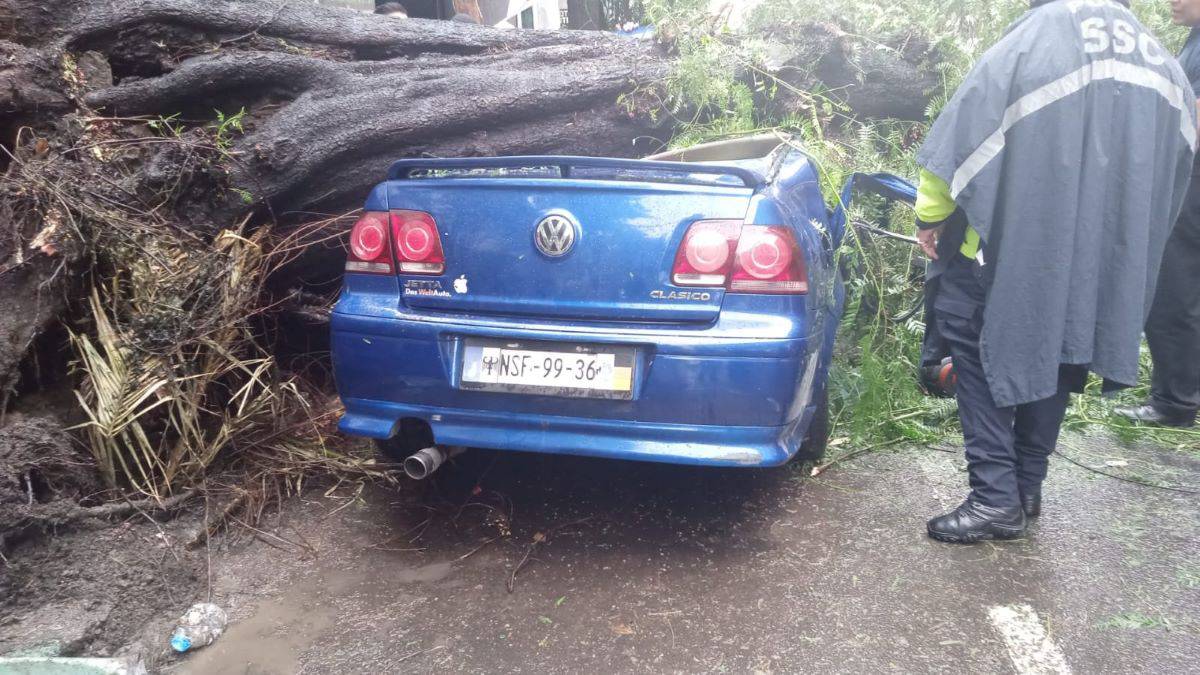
[403,446,464,480]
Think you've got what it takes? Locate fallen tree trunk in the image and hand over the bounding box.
[5,0,674,215]
[88,42,668,213]
[3,0,942,217]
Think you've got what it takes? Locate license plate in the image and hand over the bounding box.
[460,339,635,399]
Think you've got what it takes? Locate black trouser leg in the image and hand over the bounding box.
[934,256,1072,508]
[1146,183,1200,419]
[937,310,1020,508]
[1013,387,1072,496]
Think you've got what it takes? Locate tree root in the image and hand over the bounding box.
[16,489,198,525]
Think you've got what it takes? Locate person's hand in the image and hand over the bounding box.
[917,225,943,260]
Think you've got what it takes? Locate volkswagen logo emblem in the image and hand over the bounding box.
[534,214,578,258]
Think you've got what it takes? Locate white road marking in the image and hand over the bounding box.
[988,604,1073,675]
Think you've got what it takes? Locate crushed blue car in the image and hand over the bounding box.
[331,134,913,476]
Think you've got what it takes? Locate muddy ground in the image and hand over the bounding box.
[1,432,1198,673]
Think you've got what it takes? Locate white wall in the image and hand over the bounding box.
[533,0,562,29]
[483,0,562,29]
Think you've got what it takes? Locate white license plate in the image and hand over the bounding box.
[461,343,633,394]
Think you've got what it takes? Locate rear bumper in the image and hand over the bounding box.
[332,311,826,467]
[341,398,818,467]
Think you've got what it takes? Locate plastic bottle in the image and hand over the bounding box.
[170,603,228,653]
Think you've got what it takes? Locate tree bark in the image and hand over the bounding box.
[85,39,668,213]
[52,0,670,215]
[62,0,612,59]
[760,23,941,124]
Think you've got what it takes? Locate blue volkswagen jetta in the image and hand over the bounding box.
[331,135,906,476]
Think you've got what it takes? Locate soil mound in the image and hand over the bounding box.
[0,414,101,541]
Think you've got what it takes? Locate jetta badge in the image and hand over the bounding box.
[534,214,577,258]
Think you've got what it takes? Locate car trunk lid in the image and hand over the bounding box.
[386,158,761,324]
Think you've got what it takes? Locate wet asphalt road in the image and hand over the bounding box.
[174,434,1199,674]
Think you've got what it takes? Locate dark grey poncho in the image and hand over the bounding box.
[918,0,1197,407]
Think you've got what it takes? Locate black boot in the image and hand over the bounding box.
[927,499,1026,544]
[1020,491,1041,519]
[1113,404,1196,428]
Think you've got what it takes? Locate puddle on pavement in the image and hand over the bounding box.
[178,562,452,674]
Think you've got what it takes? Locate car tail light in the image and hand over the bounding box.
[671,222,807,294]
[672,220,741,286]
[391,210,445,275]
[730,226,807,294]
[345,211,393,274]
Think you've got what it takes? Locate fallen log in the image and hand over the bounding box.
[59,0,673,215]
[3,0,940,217]
[89,42,669,213]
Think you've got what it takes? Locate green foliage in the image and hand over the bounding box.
[645,0,1198,452]
[648,11,786,141]
[1133,0,1190,51]
[211,107,247,153]
[1062,346,1200,454]
[209,107,254,205]
[147,113,185,139]
[232,187,255,204]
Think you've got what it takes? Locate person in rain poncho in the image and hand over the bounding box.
[1116,0,1200,427]
[914,0,1196,544]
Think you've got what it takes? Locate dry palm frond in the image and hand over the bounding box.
[68,217,358,498]
[7,117,390,508]
[70,289,175,493]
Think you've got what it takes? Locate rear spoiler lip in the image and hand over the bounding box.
[386,156,766,190]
